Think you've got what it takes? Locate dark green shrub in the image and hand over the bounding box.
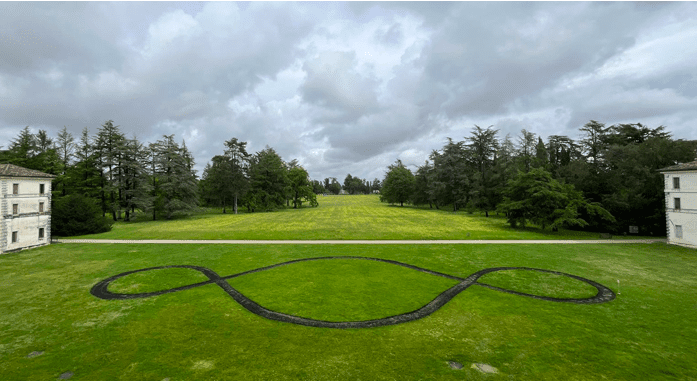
[51,194,113,236]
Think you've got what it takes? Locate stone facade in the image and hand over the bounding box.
[659,161,697,248]
[1,164,55,254]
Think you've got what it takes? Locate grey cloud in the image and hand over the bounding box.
[129,3,313,97]
[0,1,694,183]
[417,2,648,117]
[346,2,456,27]
[566,87,695,131]
[301,51,381,122]
[375,23,404,46]
[650,73,697,99]
[2,2,320,138]
[0,3,128,75]
[317,101,434,164]
[493,111,572,143]
[159,91,216,120]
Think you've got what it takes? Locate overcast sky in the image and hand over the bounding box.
[0,1,695,181]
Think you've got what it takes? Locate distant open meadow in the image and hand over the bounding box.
[66,194,630,241]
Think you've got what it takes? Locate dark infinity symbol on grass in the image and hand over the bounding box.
[91,256,615,329]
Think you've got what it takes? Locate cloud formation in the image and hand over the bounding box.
[0,2,694,182]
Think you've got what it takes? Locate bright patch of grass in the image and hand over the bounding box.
[108,267,211,295]
[64,195,620,240]
[0,242,694,380]
[477,269,599,299]
[229,258,458,322]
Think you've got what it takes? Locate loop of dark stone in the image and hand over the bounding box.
[90,256,615,329]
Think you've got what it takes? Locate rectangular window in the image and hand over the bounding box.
[13,184,18,194]
[674,198,681,210]
[12,204,18,215]
[39,202,44,213]
[12,231,18,243]
[40,184,45,194]
[39,228,45,239]
[673,177,680,189]
[676,225,683,239]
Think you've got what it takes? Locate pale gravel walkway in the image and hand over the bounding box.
[53,239,665,244]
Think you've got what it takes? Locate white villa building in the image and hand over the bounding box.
[659,161,696,248]
[1,164,55,253]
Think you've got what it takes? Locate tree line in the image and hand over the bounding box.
[1,121,201,233]
[198,139,318,213]
[0,121,321,235]
[3,119,694,236]
[316,175,382,195]
[198,142,383,212]
[380,121,696,235]
[0,121,379,226]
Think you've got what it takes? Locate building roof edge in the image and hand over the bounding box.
[0,163,57,178]
[657,160,697,173]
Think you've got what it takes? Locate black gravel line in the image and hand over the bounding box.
[90,259,615,329]
[220,256,465,282]
[90,265,220,300]
[473,266,616,304]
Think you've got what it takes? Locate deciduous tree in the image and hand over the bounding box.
[289,166,318,208]
[380,160,415,207]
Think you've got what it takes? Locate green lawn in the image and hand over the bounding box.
[66,195,632,240]
[0,242,694,380]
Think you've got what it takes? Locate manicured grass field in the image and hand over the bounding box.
[0,242,694,380]
[66,195,632,240]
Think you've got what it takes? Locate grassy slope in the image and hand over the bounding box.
[66,195,627,240]
[0,243,694,380]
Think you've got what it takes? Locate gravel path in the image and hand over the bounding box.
[54,239,665,244]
